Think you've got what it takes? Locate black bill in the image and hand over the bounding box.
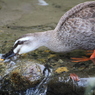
[1,49,16,60]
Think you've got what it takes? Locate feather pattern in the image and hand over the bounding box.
[55,1,95,51]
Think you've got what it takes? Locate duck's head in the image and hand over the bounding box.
[2,33,45,60]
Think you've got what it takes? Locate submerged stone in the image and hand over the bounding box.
[47,73,95,95]
[0,60,52,91]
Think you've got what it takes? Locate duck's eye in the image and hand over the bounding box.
[18,41,24,45]
[13,41,25,49]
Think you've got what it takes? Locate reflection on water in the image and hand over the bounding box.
[38,0,48,6]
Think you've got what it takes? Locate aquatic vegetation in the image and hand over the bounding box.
[37,58,46,63]
[0,0,95,94]
[55,67,69,74]
[44,50,50,53]
[47,54,57,59]
[0,59,52,91]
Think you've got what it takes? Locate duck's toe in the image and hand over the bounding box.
[71,57,90,62]
[90,50,95,64]
[71,50,95,64]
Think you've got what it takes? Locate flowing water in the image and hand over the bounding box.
[25,77,49,95]
[0,53,52,95]
[0,0,95,95]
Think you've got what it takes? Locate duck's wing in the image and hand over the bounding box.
[55,1,95,31]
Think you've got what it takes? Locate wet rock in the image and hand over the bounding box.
[0,60,52,91]
[47,73,95,95]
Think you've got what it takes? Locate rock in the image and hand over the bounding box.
[0,60,52,91]
[47,73,95,95]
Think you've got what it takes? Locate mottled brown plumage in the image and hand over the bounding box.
[55,1,95,52]
[2,1,95,61]
[14,1,95,53]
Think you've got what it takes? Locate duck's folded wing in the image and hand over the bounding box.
[55,1,95,31]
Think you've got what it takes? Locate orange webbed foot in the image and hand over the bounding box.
[90,50,95,64]
[71,57,90,62]
[85,50,93,56]
[71,50,95,64]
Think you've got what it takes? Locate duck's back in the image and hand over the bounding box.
[55,1,95,51]
[55,1,95,31]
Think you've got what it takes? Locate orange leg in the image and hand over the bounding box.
[89,50,95,64]
[71,57,90,62]
[85,50,93,55]
[71,50,95,64]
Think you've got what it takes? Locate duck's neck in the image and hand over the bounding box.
[38,30,62,52]
[38,30,55,46]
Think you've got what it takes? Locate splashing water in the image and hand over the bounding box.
[25,69,50,95]
[26,78,48,95]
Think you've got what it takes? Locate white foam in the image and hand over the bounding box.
[38,0,48,6]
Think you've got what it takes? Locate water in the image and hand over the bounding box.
[38,0,48,6]
[25,66,50,95]
[25,77,49,95]
[0,0,95,94]
[0,55,51,95]
[84,78,95,95]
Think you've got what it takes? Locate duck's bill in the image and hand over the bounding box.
[1,49,16,60]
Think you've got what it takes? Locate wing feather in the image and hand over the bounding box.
[55,1,95,31]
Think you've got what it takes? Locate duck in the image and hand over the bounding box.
[2,1,95,64]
